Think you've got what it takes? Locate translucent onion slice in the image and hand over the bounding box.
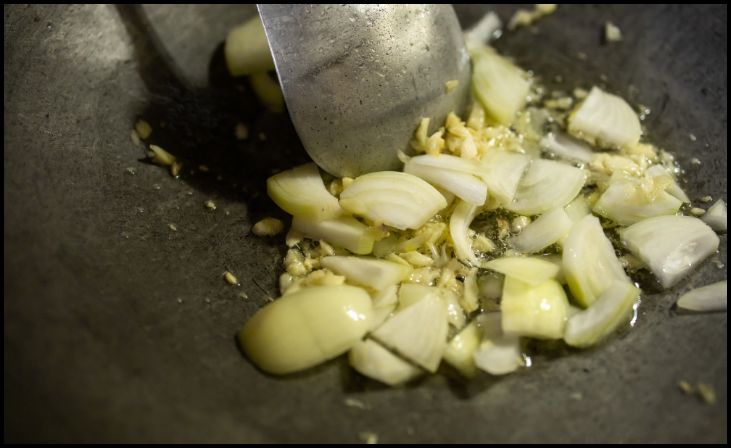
[444,321,481,378]
[404,155,488,205]
[620,215,720,289]
[462,269,480,313]
[397,283,440,310]
[369,304,396,331]
[321,256,411,291]
[676,281,727,312]
[568,86,642,149]
[563,215,631,307]
[501,277,569,340]
[464,12,502,51]
[442,289,467,330]
[371,293,448,372]
[371,284,399,309]
[564,281,640,348]
[267,163,342,220]
[398,283,465,330]
[249,72,284,113]
[224,15,275,76]
[506,159,587,216]
[540,132,595,164]
[292,216,375,255]
[449,200,480,265]
[339,171,447,230]
[645,164,690,203]
[478,150,531,205]
[349,339,423,386]
[484,256,560,286]
[240,285,373,374]
[471,46,531,125]
[592,180,682,226]
[702,199,727,232]
[510,207,573,253]
[564,195,591,224]
[472,313,524,375]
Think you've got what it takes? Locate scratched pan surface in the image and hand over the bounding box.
[4,4,727,443]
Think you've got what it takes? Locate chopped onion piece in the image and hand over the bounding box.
[240,285,373,374]
[249,72,284,113]
[510,207,573,253]
[645,164,690,203]
[444,322,481,377]
[568,86,642,149]
[501,277,569,339]
[349,339,423,386]
[322,256,411,291]
[371,293,448,372]
[478,150,530,205]
[462,268,480,313]
[369,304,396,331]
[292,216,375,255]
[397,283,438,310]
[542,254,566,284]
[224,16,275,76]
[702,199,727,232]
[340,171,447,230]
[267,163,342,221]
[484,256,560,286]
[442,289,467,330]
[506,159,587,216]
[478,273,504,301]
[593,178,682,226]
[449,200,480,265]
[563,215,631,307]
[371,284,399,309]
[405,155,488,205]
[464,12,502,51]
[620,215,720,288]
[564,195,591,224]
[472,313,523,375]
[471,46,531,125]
[676,281,727,312]
[564,281,640,348]
[540,132,594,164]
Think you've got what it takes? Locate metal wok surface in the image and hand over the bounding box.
[4,4,727,443]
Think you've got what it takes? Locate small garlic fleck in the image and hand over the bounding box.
[699,195,713,203]
[130,129,141,146]
[697,382,716,405]
[604,22,622,42]
[135,119,152,139]
[205,200,217,210]
[678,380,694,394]
[688,133,697,142]
[690,207,705,216]
[224,271,239,286]
[234,122,249,140]
[149,145,176,166]
[252,217,284,236]
[358,431,378,445]
[170,161,183,177]
[168,223,178,231]
[444,79,459,93]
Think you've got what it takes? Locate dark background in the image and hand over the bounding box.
[4,4,727,443]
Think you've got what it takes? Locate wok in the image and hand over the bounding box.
[4,4,727,443]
